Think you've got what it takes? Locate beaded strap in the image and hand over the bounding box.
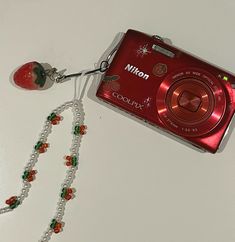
[0,99,87,242]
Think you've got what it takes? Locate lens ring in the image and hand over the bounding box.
[156,69,226,137]
[166,78,215,126]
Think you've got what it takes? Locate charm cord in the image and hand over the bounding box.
[55,47,117,83]
[0,71,91,241]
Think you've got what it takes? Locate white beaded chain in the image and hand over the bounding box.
[0,71,90,242]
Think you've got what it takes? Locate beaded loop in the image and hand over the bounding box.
[0,98,86,242]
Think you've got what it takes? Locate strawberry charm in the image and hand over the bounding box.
[13,61,47,90]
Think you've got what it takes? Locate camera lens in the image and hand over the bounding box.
[156,69,226,137]
[166,78,214,126]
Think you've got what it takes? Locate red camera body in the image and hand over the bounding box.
[96,30,235,153]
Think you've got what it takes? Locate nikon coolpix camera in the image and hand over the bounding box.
[96,29,235,153]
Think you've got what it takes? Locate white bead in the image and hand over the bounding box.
[24,183,31,189]
[68,170,74,175]
[25,164,32,170]
[71,166,77,171]
[20,194,25,199]
[0,207,8,214]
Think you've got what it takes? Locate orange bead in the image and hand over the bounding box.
[6,196,17,205]
[56,223,62,229]
[55,116,61,121]
[27,176,34,182]
[54,228,60,233]
[80,125,87,135]
[5,199,11,205]
[38,148,45,153]
[65,194,72,200]
[65,156,72,161]
[67,188,73,194]
[43,143,49,148]
[30,170,37,175]
[51,120,58,125]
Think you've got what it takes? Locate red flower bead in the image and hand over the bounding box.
[66,161,72,166]
[54,222,62,233]
[42,143,49,148]
[79,125,87,135]
[67,188,73,194]
[65,156,72,161]
[5,196,17,205]
[65,194,72,200]
[27,175,34,182]
[54,227,60,233]
[51,120,58,125]
[38,147,46,153]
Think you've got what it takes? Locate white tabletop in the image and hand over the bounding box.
[0,1,235,242]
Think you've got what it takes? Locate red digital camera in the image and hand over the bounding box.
[96,29,235,153]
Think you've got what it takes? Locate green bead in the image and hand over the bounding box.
[50,219,57,229]
[34,141,43,150]
[47,112,56,121]
[22,171,29,180]
[72,156,77,163]
[10,200,20,209]
[71,156,78,166]
[61,188,67,198]
[74,125,80,135]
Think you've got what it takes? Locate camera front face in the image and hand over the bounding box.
[96,30,235,153]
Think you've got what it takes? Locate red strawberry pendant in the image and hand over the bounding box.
[13,61,47,90]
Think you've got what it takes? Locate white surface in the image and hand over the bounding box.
[0,0,235,242]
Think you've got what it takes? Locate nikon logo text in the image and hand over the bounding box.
[125,64,149,80]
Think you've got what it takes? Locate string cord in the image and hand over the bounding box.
[74,69,93,101]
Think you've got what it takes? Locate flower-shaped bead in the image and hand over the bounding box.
[47,112,62,125]
[50,219,63,234]
[22,170,37,182]
[64,155,78,167]
[61,187,75,201]
[34,141,49,153]
[5,196,20,209]
[74,124,87,135]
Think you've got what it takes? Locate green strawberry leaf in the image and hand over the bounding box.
[33,64,47,87]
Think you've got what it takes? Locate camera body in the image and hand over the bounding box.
[96,29,235,153]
